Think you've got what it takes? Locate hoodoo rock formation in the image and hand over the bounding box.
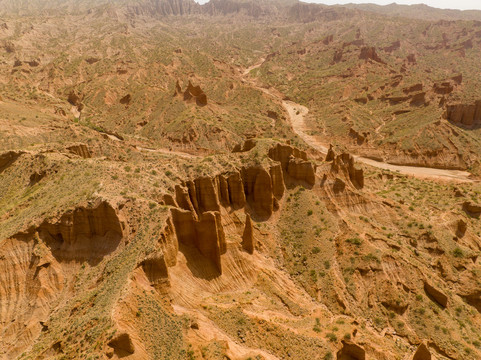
[268,143,308,165]
[332,177,347,193]
[242,214,255,254]
[195,211,226,272]
[459,289,481,313]
[268,143,316,186]
[270,164,285,198]
[140,253,170,288]
[463,201,481,218]
[226,172,246,208]
[286,157,316,186]
[107,332,135,358]
[242,166,275,218]
[188,176,221,214]
[173,80,208,106]
[181,81,208,106]
[183,81,207,106]
[326,144,336,162]
[157,217,178,267]
[150,143,344,279]
[170,208,197,242]
[67,90,84,111]
[455,219,467,237]
[171,179,233,272]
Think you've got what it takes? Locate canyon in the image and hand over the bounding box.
[1,0,481,359]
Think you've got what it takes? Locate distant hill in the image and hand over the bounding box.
[4,0,480,21]
[340,2,481,21]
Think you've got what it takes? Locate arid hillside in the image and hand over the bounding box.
[1,1,481,359]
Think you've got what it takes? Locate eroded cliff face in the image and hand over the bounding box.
[160,144,315,276]
[171,208,226,272]
[139,143,368,307]
[5,140,475,360]
[37,201,125,264]
[0,200,126,358]
[445,100,481,128]
[242,166,275,219]
[3,0,481,356]
[183,81,208,107]
[66,143,91,158]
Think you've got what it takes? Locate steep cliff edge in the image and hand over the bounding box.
[0,200,126,358]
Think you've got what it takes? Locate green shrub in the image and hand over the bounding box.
[326,333,337,342]
[311,247,321,254]
[453,247,464,258]
[346,237,362,246]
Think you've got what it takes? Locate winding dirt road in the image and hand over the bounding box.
[281,100,474,182]
[242,61,474,182]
